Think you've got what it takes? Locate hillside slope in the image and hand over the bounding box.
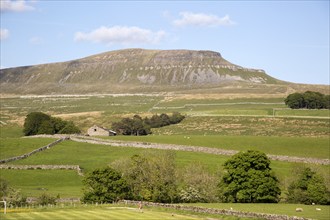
[0,48,294,94]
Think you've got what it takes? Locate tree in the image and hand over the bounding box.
[169,112,185,124]
[284,91,329,109]
[178,163,219,203]
[23,112,52,136]
[287,167,329,205]
[23,112,80,136]
[219,150,281,203]
[0,178,27,206]
[58,121,80,134]
[284,93,304,109]
[82,167,131,203]
[112,151,178,203]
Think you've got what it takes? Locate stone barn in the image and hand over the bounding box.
[87,125,117,136]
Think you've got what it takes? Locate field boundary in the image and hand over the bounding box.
[0,164,83,176]
[68,135,330,165]
[121,200,311,220]
[0,137,68,164]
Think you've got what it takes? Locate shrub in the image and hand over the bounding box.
[37,193,58,205]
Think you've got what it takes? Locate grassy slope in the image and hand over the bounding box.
[1,139,328,197]
[109,135,330,159]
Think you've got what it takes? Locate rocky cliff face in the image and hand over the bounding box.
[0,48,280,94]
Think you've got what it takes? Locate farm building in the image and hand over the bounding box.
[87,125,117,136]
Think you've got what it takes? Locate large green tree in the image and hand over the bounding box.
[285,91,329,109]
[287,167,329,205]
[219,150,281,203]
[23,112,80,136]
[82,167,131,203]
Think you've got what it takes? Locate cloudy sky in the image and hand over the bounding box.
[0,0,329,84]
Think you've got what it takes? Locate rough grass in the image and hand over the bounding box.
[152,116,330,137]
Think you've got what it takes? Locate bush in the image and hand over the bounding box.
[112,112,185,136]
[37,193,58,205]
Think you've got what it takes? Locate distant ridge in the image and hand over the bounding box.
[0,48,323,95]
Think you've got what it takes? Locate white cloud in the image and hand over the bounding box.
[74,26,166,45]
[173,12,235,27]
[0,0,35,12]
[0,28,9,40]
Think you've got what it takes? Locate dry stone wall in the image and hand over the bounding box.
[0,164,83,176]
[121,200,311,220]
[0,137,68,164]
[70,135,330,165]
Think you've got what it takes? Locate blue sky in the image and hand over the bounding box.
[1,0,329,85]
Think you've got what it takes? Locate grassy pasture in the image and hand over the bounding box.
[0,206,205,220]
[188,203,330,220]
[2,139,328,197]
[0,203,328,220]
[109,135,330,159]
[0,138,56,160]
[0,170,83,197]
[0,94,329,219]
[152,116,329,137]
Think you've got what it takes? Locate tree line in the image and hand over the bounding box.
[111,112,185,136]
[82,150,329,205]
[1,150,328,206]
[23,112,80,136]
[285,91,330,109]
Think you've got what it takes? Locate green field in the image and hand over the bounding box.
[1,139,329,197]
[0,94,329,219]
[1,203,329,220]
[0,206,204,220]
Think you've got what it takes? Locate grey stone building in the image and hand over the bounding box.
[87,125,117,136]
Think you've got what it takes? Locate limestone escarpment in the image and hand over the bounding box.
[0,48,280,94]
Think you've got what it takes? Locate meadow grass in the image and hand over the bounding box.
[152,116,330,137]
[109,135,330,159]
[0,169,83,197]
[187,203,330,220]
[0,138,57,159]
[3,139,329,197]
[276,109,330,117]
[0,204,259,220]
[0,203,328,220]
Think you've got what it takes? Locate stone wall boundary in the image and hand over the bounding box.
[0,164,83,176]
[70,135,330,165]
[0,137,68,164]
[120,200,311,220]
